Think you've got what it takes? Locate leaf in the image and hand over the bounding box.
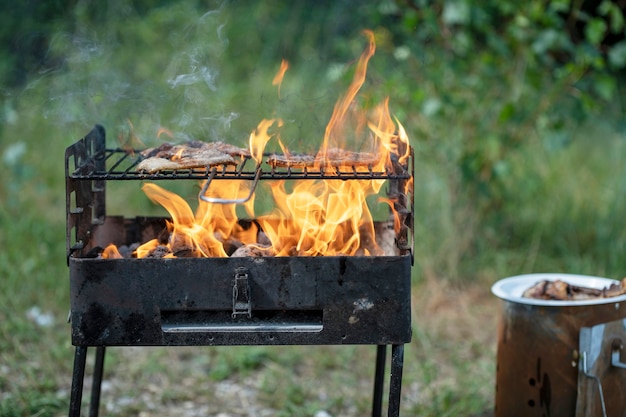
[422,98,442,117]
[609,5,625,33]
[498,103,515,123]
[599,0,625,33]
[532,29,562,55]
[593,73,616,101]
[608,41,626,68]
[585,18,607,46]
[442,0,470,25]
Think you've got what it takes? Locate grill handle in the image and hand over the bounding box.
[232,267,252,318]
[199,166,262,204]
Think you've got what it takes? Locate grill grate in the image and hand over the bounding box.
[66,126,412,182]
[67,147,412,181]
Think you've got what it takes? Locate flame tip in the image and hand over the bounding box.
[109,31,411,259]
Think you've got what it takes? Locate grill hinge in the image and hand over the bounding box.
[232,268,252,318]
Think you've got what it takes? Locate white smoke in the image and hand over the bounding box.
[42,2,238,144]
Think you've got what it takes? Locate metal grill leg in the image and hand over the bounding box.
[387,344,404,417]
[89,346,106,417]
[69,346,88,417]
[372,345,387,417]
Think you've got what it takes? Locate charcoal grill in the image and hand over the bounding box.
[66,125,414,416]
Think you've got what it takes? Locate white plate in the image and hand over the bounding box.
[491,273,626,306]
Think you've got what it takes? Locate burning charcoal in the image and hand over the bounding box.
[359,224,385,256]
[145,245,171,258]
[257,231,271,246]
[223,237,243,257]
[374,221,398,256]
[169,233,195,255]
[173,249,195,258]
[231,244,274,257]
[157,229,170,245]
[116,245,134,259]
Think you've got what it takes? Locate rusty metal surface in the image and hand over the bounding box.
[494,300,626,417]
[70,254,412,346]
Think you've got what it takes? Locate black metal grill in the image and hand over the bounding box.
[69,147,410,181]
[67,125,412,182]
[66,125,414,417]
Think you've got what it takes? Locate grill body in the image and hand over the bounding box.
[65,125,413,417]
[70,252,412,346]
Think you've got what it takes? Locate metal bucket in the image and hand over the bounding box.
[491,273,626,417]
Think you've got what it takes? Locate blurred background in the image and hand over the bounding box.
[1,1,625,416]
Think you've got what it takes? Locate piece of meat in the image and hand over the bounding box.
[544,280,569,300]
[136,157,184,172]
[604,278,626,298]
[522,278,626,301]
[211,141,251,158]
[266,148,380,168]
[141,140,250,159]
[137,149,237,173]
[569,284,602,300]
[522,280,550,299]
[322,148,380,166]
[266,153,316,168]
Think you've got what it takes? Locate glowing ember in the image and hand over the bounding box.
[103,30,411,259]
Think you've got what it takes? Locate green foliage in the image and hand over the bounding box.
[209,346,274,381]
[371,0,626,278]
[0,393,66,417]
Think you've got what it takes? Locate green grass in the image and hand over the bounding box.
[1,1,625,416]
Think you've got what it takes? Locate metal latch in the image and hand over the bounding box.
[232,268,251,318]
[578,319,626,417]
[611,339,626,369]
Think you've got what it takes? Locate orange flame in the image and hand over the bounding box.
[102,244,123,259]
[250,118,283,165]
[118,119,146,153]
[272,59,289,99]
[171,147,185,161]
[133,182,259,258]
[156,126,174,140]
[256,179,383,256]
[121,30,410,259]
[321,30,376,163]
